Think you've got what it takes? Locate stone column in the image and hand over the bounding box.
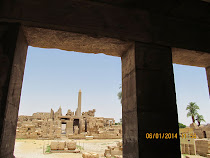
[205,66,210,96]
[0,23,28,158]
[66,121,73,135]
[122,42,180,158]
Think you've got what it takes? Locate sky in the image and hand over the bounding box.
[19,46,210,125]
[173,64,210,126]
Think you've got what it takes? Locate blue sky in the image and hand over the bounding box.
[19,46,210,125]
[173,64,210,126]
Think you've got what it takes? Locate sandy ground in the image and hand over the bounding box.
[14,139,204,158]
[182,156,207,158]
[14,139,121,158]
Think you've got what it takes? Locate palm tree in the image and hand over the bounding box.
[117,85,122,104]
[186,102,199,123]
[196,114,205,126]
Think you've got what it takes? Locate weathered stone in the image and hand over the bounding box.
[82,152,99,158]
[16,90,121,140]
[50,141,59,150]
[66,140,76,150]
[122,42,180,158]
[0,23,28,158]
[58,141,66,150]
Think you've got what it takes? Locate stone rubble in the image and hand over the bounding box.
[104,141,123,158]
[16,90,122,140]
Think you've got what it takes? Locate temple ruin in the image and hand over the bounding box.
[16,90,122,139]
[2,0,210,156]
[179,124,210,157]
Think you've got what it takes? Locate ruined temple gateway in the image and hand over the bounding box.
[16,90,122,139]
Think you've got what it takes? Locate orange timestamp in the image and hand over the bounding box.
[181,133,196,139]
[146,133,178,139]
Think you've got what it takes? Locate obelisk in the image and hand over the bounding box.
[76,89,82,116]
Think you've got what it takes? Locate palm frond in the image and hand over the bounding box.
[196,114,206,123]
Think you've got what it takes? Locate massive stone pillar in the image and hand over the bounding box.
[0,23,28,158]
[205,66,210,96]
[122,42,180,158]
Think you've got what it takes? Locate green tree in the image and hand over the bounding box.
[115,118,122,125]
[196,114,205,126]
[117,85,122,104]
[117,91,122,102]
[178,122,186,128]
[186,102,199,123]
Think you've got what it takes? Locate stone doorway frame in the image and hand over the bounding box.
[3,23,210,158]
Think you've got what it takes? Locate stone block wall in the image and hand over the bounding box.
[195,139,210,157]
[181,139,210,157]
[50,140,76,150]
